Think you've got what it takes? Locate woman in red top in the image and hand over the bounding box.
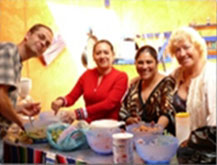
[51,40,128,123]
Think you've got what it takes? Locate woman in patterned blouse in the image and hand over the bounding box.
[119,45,176,135]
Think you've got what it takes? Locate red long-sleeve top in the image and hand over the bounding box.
[64,68,128,123]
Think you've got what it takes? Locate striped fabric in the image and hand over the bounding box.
[3,141,87,164]
[34,149,45,163]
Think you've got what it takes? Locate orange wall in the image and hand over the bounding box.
[0,0,216,111]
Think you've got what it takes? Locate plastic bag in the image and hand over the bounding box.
[46,122,87,151]
[177,126,216,164]
[57,124,78,144]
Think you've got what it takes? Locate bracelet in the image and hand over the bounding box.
[75,108,85,120]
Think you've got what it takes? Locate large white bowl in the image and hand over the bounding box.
[85,129,116,155]
[85,119,123,154]
[90,119,124,130]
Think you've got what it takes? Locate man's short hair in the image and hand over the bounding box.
[28,23,53,35]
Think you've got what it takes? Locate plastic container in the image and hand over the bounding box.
[175,112,190,144]
[90,119,125,131]
[39,111,60,122]
[126,122,163,142]
[112,132,134,164]
[19,77,32,98]
[84,119,123,155]
[135,135,178,164]
[24,117,58,143]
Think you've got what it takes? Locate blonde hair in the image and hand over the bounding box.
[167,26,207,61]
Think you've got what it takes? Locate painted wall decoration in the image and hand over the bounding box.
[0,0,216,110]
[41,34,65,66]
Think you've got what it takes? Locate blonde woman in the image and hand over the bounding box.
[168,26,216,131]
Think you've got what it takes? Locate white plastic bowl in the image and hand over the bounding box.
[85,119,123,154]
[90,119,124,130]
[85,129,115,155]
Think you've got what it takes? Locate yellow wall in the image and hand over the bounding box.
[0,0,216,111]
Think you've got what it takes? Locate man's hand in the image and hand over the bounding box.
[0,86,26,131]
[19,122,26,132]
[17,102,41,117]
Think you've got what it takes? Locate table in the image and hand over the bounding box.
[3,140,145,164]
[3,122,178,165]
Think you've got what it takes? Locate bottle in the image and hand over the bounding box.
[175,112,191,144]
[112,132,134,164]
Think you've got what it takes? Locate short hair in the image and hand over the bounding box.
[28,23,53,36]
[93,39,114,54]
[167,26,207,60]
[135,45,158,63]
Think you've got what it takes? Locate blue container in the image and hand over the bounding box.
[135,135,178,164]
[126,122,163,142]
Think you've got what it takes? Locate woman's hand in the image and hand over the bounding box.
[126,116,141,125]
[59,111,76,124]
[157,116,169,129]
[51,98,64,115]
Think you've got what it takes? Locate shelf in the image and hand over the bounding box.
[190,24,217,30]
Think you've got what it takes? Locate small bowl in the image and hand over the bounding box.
[135,135,179,164]
[126,122,163,142]
[24,116,59,143]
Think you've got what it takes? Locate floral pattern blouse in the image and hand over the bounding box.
[119,76,176,135]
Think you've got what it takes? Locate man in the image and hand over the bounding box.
[0,24,53,137]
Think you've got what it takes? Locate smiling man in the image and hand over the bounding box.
[0,24,53,137]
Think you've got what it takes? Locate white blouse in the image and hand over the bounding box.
[172,62,216,131]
